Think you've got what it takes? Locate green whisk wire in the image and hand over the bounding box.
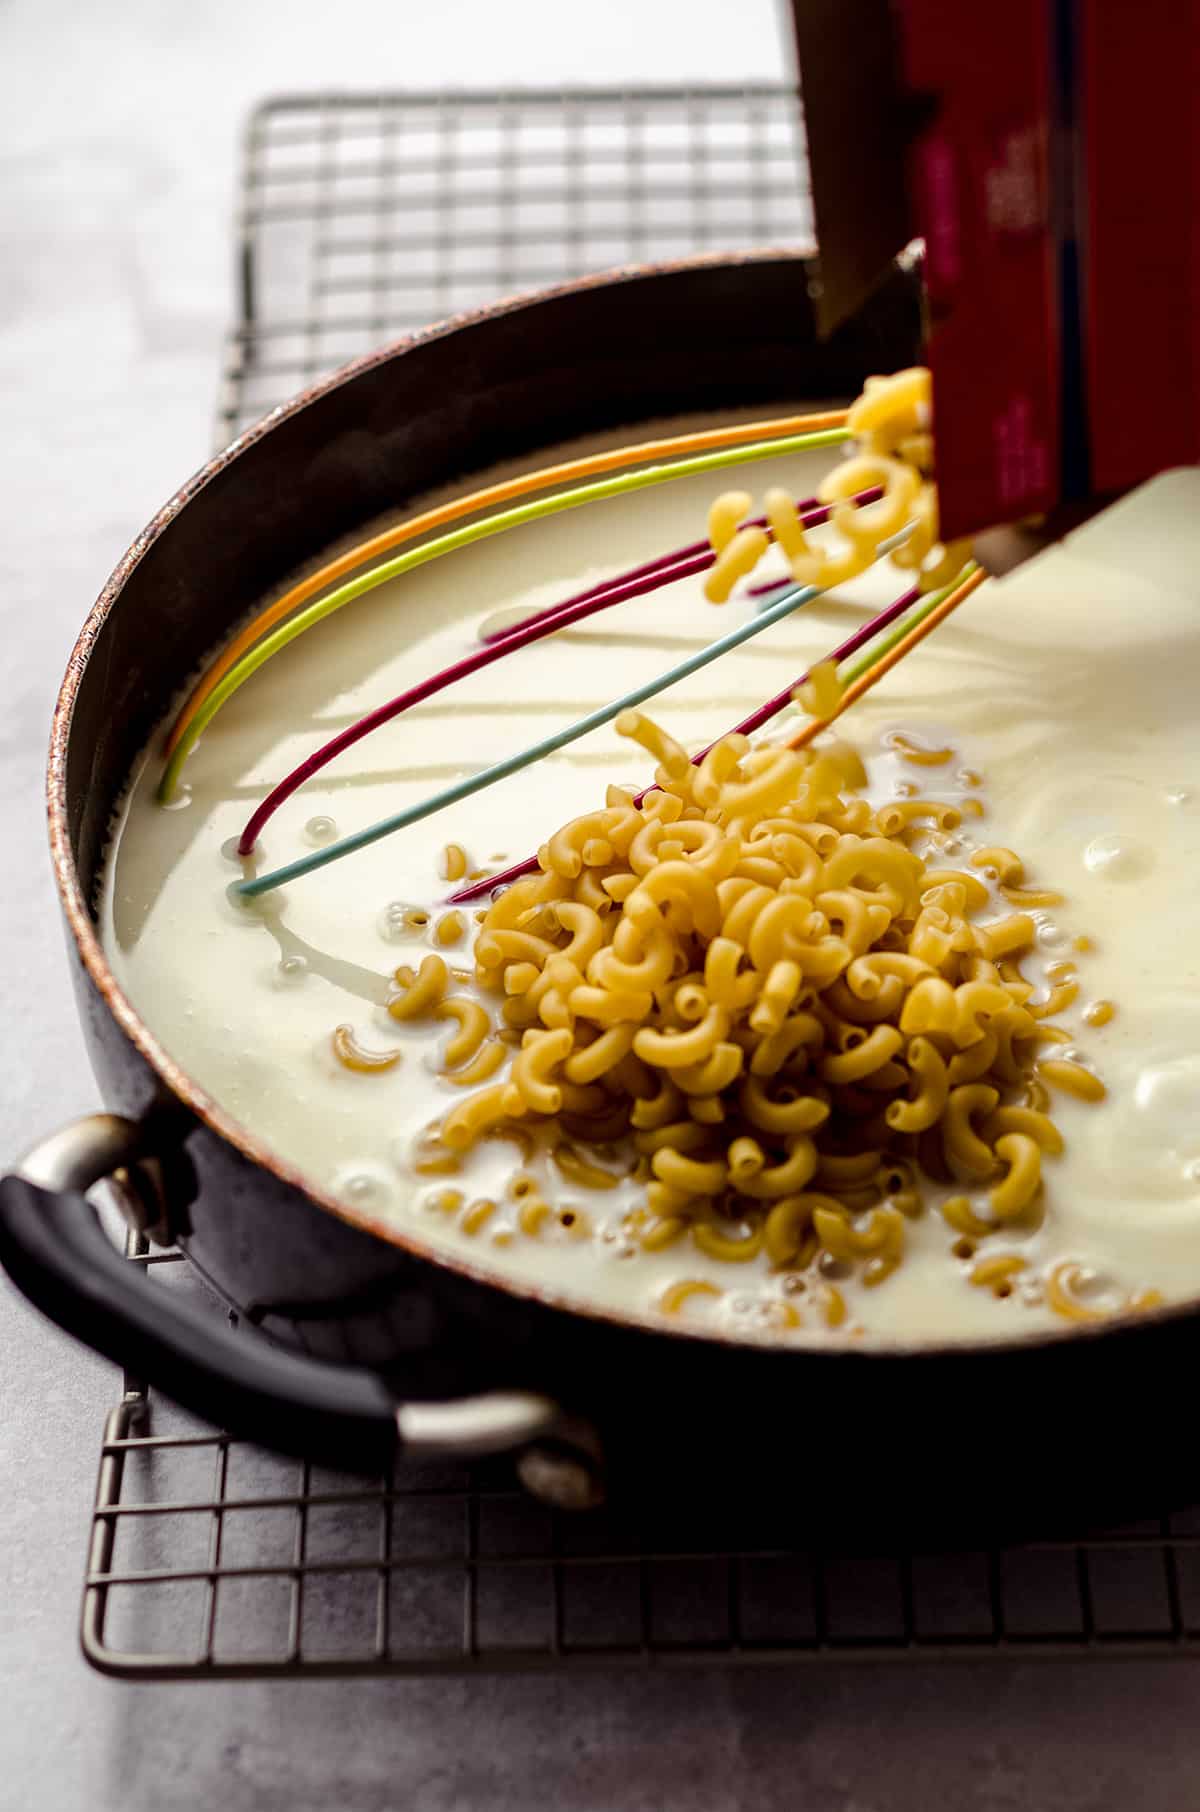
[160,425,848,804]
[232,577,821,899]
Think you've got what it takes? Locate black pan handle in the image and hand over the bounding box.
[0,1114,569,1482]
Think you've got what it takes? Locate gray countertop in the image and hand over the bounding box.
[3,2,1199,1807]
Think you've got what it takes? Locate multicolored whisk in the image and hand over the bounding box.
[156,380,987,901]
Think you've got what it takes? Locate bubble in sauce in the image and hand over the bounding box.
[379,900,430,942]
[1136,1060,1200,1129]
[379,902,408,942]
[1166,787,1191,806]
[1117,1055,1200,1199]
[1083,833,1149,882]
[272,954,307,988]
[1036,919,1069,951]
[304,814,337,845]
[334,1167,389,1207]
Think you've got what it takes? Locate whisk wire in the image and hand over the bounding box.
[235,488,884,857]
[786,564,985,752]
[444,574,933,904]
[234,525,959,901]
[163,408,849,761]
[160,425,848,804]
[233,576,823,899]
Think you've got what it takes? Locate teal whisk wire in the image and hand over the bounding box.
[233,579,819,900]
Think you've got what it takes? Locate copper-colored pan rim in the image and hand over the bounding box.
[45,250,1174,1361]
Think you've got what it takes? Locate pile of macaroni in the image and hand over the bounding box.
[388,708,1115,1304]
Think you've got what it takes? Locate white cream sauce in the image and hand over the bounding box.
[99,418,1200,1345]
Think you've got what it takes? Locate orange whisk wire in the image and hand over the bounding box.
[786,566,989,753]
[163,405,849,759]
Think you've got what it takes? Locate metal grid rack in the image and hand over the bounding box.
[218,84,815,442]
[83,86,1200,1678]
[87,1248,1200,1678]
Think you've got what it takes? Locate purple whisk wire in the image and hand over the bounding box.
[238,550,707,855]
[236,488,881,857]
[478,542,708,644]
[482,488,882,644]
[446,579,922,904]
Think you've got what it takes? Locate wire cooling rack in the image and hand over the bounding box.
[84,86,1200,1678]
[217,84,815,442]
[87,1245,1200,1678]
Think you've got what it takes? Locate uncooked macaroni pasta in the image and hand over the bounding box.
[706,368,971,604]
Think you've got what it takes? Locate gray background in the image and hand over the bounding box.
[3,2,1199,1806]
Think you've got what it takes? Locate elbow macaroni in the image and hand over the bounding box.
[704,368,972,602]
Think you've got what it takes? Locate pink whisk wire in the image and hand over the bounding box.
[446,578,923,904]
[236,488,882,858]
[476,488,880,644]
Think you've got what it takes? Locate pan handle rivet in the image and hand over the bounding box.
[517,1441,606,1512]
